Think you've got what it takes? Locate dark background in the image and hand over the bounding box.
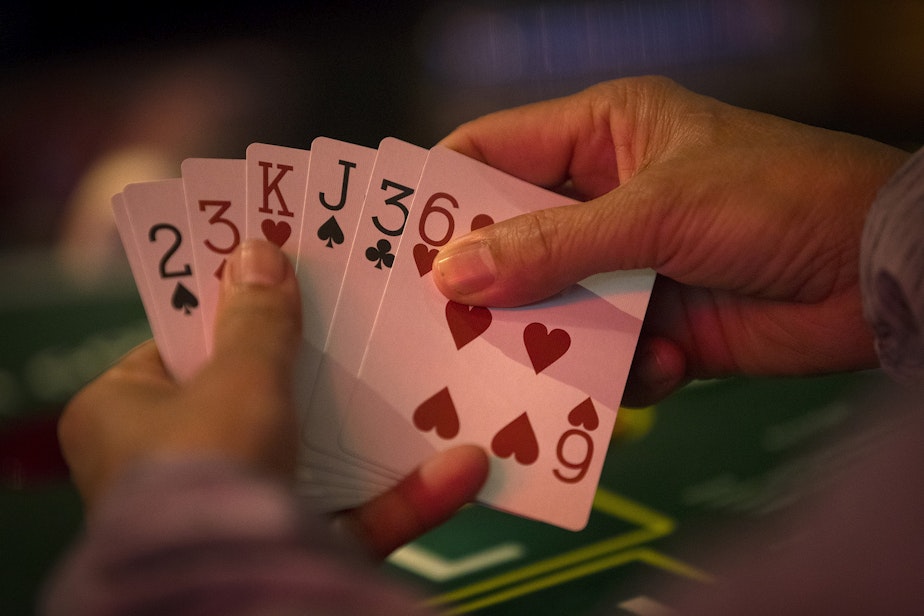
[2,0,922,250]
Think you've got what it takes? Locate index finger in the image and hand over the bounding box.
[437,78,676,199]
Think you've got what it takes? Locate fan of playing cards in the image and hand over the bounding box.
[112,136,654,530]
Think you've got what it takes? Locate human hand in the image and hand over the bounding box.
[433,76,910,406]
[58,239,487,558]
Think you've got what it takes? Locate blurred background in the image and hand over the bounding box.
[1,1,922,614]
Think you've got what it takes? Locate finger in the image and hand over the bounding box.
[57,340,175,506]
[177,239,303,475]
[440,93,620,199]
[432,184,668,307]
[212,238,302,366]
[338,445,489,559]
[101,339,170,384]
[446,81,679,194]
[620,337,688,408]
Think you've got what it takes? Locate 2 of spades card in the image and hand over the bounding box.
[118,178,208,382]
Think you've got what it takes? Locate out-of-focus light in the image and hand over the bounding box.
[56,147,176,288]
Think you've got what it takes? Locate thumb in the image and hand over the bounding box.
[212,239,302,365]
[179,239,302,475]
[433,190,658,307]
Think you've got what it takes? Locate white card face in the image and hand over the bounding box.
[302,138,429,485]
[181,158,246,353]
[244,143,311,259]
[111,193,176,369]
[341,146,655,530]
[293,137,377,386]
[121,179,209,381]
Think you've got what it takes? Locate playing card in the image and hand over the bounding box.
[181,157,246,353]
[292,137,377,395]
[300,138,431,508]
[341,146,655,530]
[121,179,208,381]
[111,192,177,370]
[244,143,310,259]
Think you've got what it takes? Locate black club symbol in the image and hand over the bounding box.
[365,238,395,269]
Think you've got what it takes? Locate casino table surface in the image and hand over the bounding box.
[0,252,882,615]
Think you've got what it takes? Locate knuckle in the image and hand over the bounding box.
[586,75,678,105]
[508,208,563,273]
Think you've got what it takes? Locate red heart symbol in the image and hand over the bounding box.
[568,398,599,431]
[261,219,292,247]
[523,322,571,374]
[445,301,492,349]
[470,213,494,231]
[491,413,539,465]
[413,387,459,440]
[413,243,438,277]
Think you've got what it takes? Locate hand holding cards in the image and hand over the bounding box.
[111,137,655,530]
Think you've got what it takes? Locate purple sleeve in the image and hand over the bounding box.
[40,457,435,616]
[860,146,924,383]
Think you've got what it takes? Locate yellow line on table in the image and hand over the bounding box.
[444,547,713,614]
[429,488,676,607]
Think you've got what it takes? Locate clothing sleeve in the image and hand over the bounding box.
[40,457,435,616]
[860,146,924,384]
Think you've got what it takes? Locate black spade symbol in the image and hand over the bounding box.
[317,216,344,248]
[171,282,199,315]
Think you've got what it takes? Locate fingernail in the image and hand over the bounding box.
[634,345,669,389]
[417,450,459,489]
[629,341,678,400]
[435,240,497,296]
[418,445,488,490]
[228,240,287,287]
